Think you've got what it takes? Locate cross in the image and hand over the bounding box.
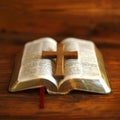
[42,43,78,79]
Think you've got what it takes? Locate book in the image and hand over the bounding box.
[9,37,111,94]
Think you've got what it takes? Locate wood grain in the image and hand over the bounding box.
[0,0,120,119]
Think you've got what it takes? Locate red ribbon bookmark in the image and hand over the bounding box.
[39,86,45,109]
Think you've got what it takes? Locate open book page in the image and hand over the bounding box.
[18,38,57,86]
[58,38,104,93]
[60,38,100,82]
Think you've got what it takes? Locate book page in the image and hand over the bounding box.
[18,37,57,86]
[59,38,100,86]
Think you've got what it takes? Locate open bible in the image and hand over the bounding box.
[9,37,111,94]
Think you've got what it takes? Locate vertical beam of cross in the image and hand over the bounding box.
[42,43,78,79]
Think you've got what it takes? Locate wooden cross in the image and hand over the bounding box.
[42,43,78,79]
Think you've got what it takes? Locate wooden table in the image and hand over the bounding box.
[0,1,120,119]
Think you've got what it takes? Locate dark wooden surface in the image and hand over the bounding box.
[0,0,120,120]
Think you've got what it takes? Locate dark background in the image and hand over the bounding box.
[0,0,120,120]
